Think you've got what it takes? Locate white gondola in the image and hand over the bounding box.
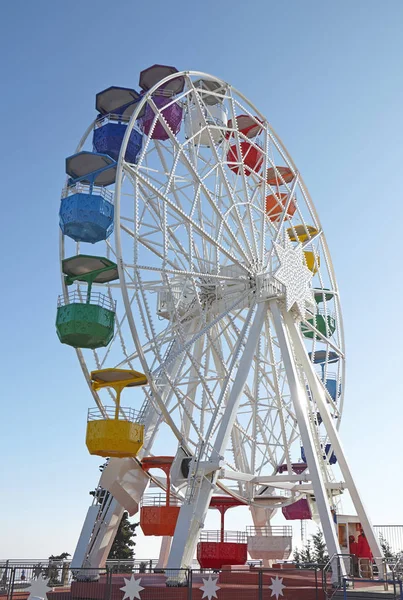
[185,102,227,146]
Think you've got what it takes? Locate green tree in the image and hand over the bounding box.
[294,539,314,564]
[293,548,302,565]
[379,534,396,561]
[108,512,139,560]
[88,464,139,566]
[311,529,329,564]
[293,529,329,565]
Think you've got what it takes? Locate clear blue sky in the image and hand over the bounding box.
[1,0,402,558]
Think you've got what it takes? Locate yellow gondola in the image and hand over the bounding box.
[86,369,148,458]
[304,251,320,274]
[287,224,319,243]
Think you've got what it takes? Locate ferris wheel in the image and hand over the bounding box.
[57,66,383,574]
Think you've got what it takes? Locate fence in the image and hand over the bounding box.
[0,563,324,600]
[374,526,403,554]
[1,560,403,600]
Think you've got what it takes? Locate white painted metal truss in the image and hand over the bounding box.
[60,71,382,574]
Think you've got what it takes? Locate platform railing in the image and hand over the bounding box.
[246,525,293,537]
[95,112,132,126]
[322,371,337,381]
[322,553,352,600]
[392,554,403,581]
[316,307,336,319]
[321,553,402,600]
[87,405,145,424]
[157,286,185,315]
[57,290,116,311]
[61,182,114,203]
[140,492,181,507]
[341,573,403,600]
[199,530,247,543]
[149,86,180,99]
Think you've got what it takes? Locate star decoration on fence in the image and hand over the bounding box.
[23,575,52,600]
[120,575,144,600]
[268,575,286,600]
[273,231,315,317]
[200,575,220,600]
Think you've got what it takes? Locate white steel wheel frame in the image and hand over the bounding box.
[112,70,345,493]
[60,71,353,566]
[60,71,345,495]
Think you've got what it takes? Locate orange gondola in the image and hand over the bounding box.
[267,166,294,186]
[140,456,180,536]
[265,193,296,222]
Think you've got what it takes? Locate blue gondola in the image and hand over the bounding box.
[93,86,143,163]
[325,376,341,401]
[301,444,337,465]
[59,152,116,244]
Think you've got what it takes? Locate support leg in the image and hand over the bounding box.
[156,537,172,569]
[167,302,267,571]
[270,302,345,580]
[284,309,385,575]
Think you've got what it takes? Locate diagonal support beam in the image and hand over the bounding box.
[167,302,268,572]
[284,308,385,575]
[270,301,345,580]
